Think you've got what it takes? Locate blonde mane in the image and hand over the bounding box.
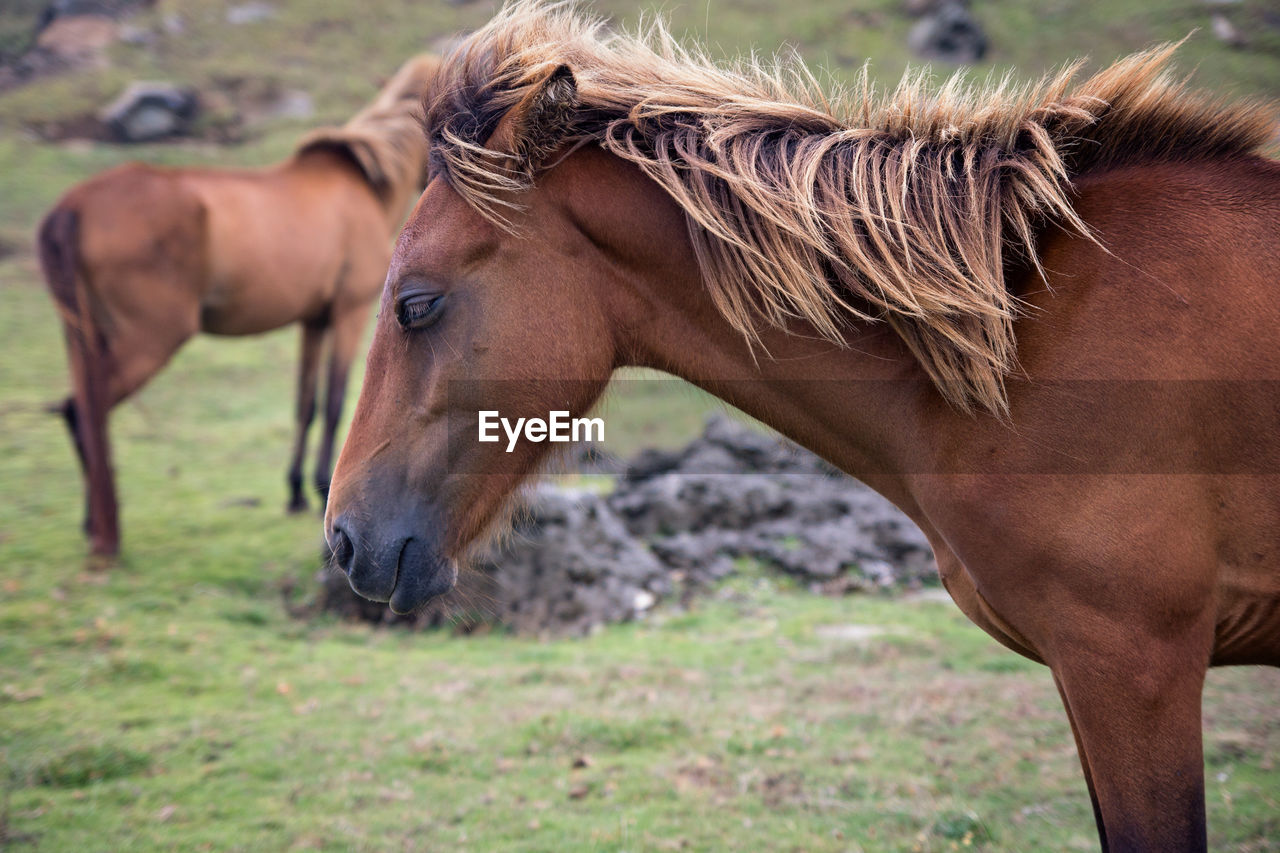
[297,54,439,219]
[425,1,1277,413]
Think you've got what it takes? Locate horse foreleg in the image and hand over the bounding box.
[1050,619,1212,853]
[1053,671,1109,851]
[286,318,327,513]
[313,304,369,508]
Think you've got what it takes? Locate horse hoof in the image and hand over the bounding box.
[286,498,308,514]
[86,548,117,571]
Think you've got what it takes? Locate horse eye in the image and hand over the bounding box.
[395,292,445,330]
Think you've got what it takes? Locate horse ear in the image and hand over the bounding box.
[490,64,578,169]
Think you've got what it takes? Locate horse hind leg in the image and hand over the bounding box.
[286,317,327,513]
[52,396,92,534]
[39,208,121,557]
[69,320,120,558]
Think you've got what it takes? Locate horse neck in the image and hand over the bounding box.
[570,150,936,510]
[286,147,423,234]
[380,164,427,230]
[631,294,935,510]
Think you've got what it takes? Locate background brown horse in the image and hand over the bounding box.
[324,5,1279,851]
[38,54,438,557]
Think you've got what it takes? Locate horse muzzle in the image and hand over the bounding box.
[327,513,458,614]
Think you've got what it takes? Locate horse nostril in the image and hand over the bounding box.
[330,523,355,574]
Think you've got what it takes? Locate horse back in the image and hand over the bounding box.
[180,152,391,334]
[1015,156,1280,381]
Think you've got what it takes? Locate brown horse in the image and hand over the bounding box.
[38,54,439,557]
[324,5,1280,850]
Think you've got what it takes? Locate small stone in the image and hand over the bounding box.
[226,2,275,25]
[1211,14,1246,48]
[907,0,988,64]
[99,81,198,142]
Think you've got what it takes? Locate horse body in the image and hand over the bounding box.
[190,154,390,335]
[40,55,437,555]
[557,146,1280,668]
[917,157,1280,657]
[323,5,1278,850]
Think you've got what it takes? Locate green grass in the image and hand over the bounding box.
[2,1,1279,850]
[0,256,1277,849]
[3,0,1278,233]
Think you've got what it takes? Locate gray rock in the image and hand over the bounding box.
[907,0,988,64]
[608,417,936,590]
[99,81,198,142]
[116,23,154,46]
[1211,14,1246,48]
[226,2,275,25]
[488,486,671,635]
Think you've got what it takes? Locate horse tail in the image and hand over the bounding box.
[38,205,120,557]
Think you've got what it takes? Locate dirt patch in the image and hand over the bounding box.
[754,769,806,808]
[0,3,148,92]
[672,754,735,802]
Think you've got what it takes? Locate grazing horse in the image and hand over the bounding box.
[324,4,1280,850]
[38,54,439,557]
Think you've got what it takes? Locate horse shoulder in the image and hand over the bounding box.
[909,159,1280,662]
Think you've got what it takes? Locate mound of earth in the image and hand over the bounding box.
[609,417,934,593]
[314,416,937,635]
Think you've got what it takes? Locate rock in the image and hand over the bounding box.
[621,415,838,483]
[608,417,935,590]
[242,88,314,124]
[487,486,671,635]
[907,0,987,64]
[266,89,314,121]
[116,23,155,46]
[1211,14,1246,48]
[99,81,198,142]
[226,3,275,25]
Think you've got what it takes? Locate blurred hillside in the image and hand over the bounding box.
[2,0,1278,242]
[3,5,1279,851]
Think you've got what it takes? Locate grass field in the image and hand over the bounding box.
[2,0,1279,850]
